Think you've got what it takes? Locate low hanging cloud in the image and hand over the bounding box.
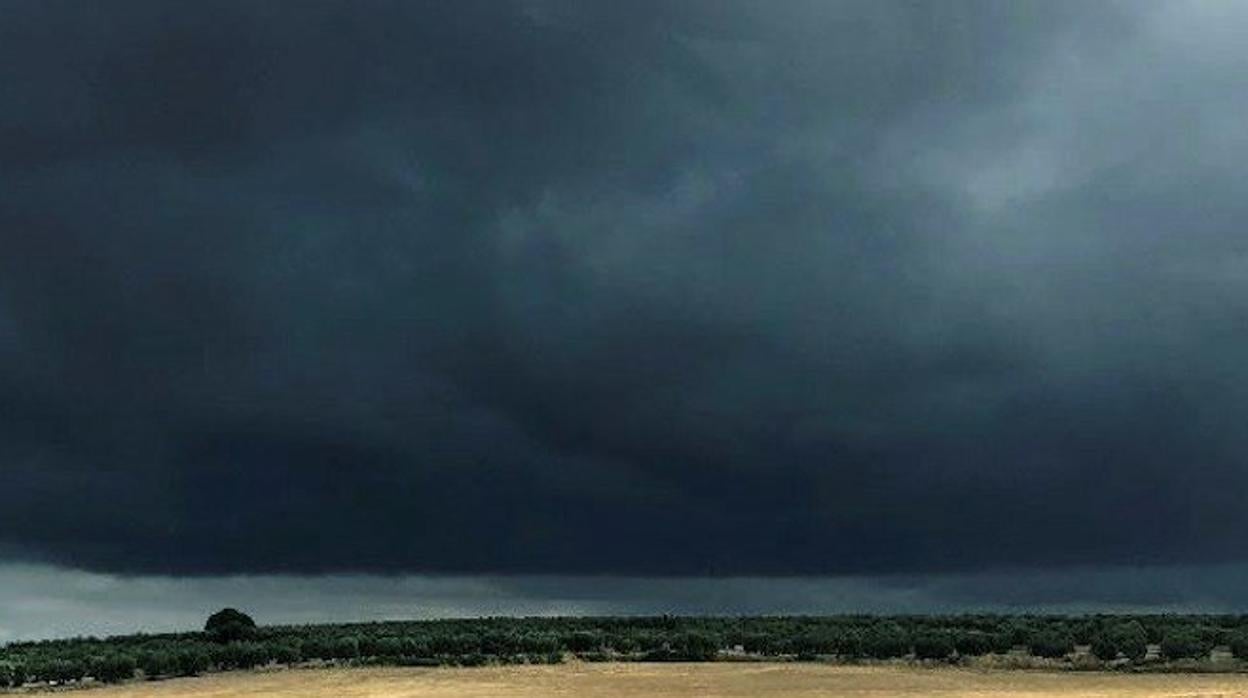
[2,1,1248,578]
[5,562,1248,642]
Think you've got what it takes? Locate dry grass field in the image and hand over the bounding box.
[78,663,1248,698]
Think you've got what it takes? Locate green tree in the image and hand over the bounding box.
[300,637,333,660]
[371,637,405,658]
[205,608,257,643]
[330,636,361,660]
[267,643,301,665]
[518,633,560,655]
[91,654,137,684]
[1229,630,1248,660]
[139,650,176,678]
[400,637,432,657]
[1161,628,1211,660]
[834,629,864,657]
[989,631,1016,654]
[675,631,720,661]
[952,631,993,657]
[1089,630,1118,661]
[36,657,87,684]
[1028,629,1074,659]
[174,648,211,676]
[1113,621,1148,659]
[860,624,910,659]
[566,630,604,653]
[913,631,954,660]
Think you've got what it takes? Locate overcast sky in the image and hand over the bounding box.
[4,1,1248,639]
[7,562,1248,643]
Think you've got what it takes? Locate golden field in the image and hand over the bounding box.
[79,663,1248,698]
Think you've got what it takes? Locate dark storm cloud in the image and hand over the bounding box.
[2,1,1247,576]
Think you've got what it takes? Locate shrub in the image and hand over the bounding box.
[400,637,432,657]
[482,631,520,656]
[240,642,271,668]
[912,631,954,660]
[1090,631,1117,661]
[989,631,1016,654]
[210,642,267,670]
[860,624,910,659]
[269,643,302,665]
[35,658,86,684]
[8,663,26,687]
[330,636,361,660]
[1161,628,1211,660]
[139,650,176,678]
[1116,622,1149,662]
[834,629,864,657]
[1006,623,1032,647]
[0,663,14,688]
[952,631,993,657]
[740,632,781,655]
[1141,619,1167,644]
[298,638,326,660]
[1073,620,1099,645]
[1092,621,1148,662]
[174,649,211,676]
[792,629,838,655]
[1028,629,1074,659]
[372,637,405,658]
[431,634,478,655]
[1199,625,1228,647]
[517,633,559,655]
[566,631,604,653]
[1229,630,1248,660]
[609,634,639,653]
[92,654,137,683]
[674,631,720,661]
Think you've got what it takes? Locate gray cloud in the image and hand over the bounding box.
[5,562,1248,642]
[2,1,1247,581]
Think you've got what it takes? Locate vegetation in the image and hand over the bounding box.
[1160,627,1213,660]
[1090,621,1148,661]
[7,612,1248,689]
[1230,630,1248,660]
[1028,627,1075,659]
[204,608,257,643]
[912,630,955,660]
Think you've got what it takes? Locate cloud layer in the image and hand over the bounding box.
[2,1,1248,577]
[7,562,1248,643]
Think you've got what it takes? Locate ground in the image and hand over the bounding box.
[75,663,1248,698]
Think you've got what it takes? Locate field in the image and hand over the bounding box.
[80,664,1248,698]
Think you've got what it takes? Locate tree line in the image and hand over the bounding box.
[5,612,1248,688]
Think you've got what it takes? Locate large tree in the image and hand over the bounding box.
[204,608,257,643]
